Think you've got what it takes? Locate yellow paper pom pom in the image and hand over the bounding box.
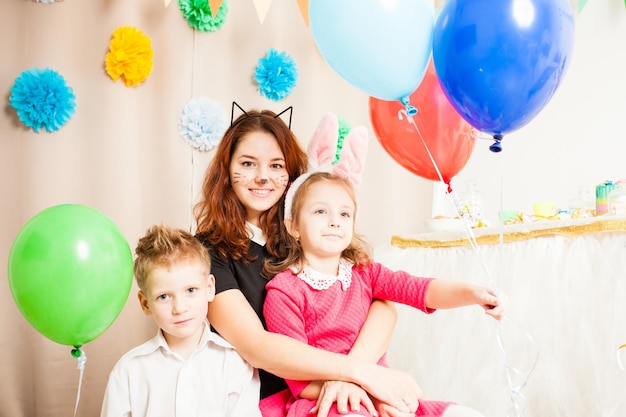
[105,26,154,87]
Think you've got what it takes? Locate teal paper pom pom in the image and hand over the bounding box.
[179,0,229,32]
[254,48,298,102]
[9,67,76,133]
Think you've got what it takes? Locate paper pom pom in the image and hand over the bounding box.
[105,26,154,87]
[178,0,229,32]
[254,48,298,102]
[178,98,227,151]
[334,116,352,164]
[9,67,76,133]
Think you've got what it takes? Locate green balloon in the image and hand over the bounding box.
[8,204,133,347]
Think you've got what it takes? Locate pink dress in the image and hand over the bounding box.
[261,260,453,417]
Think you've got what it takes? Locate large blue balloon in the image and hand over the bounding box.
[309,0,434,103]
[433,0,575,150]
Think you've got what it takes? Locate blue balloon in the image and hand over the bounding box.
[433,0,575,143]
[309,0,435,103]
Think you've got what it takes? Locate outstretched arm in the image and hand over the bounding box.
[425,280,506,320]
[208,290,420,413]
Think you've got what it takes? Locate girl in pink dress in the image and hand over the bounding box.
[263,114,506,417]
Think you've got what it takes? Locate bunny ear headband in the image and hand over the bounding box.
[284,113,369,219]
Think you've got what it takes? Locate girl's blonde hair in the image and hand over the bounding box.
[263,172,372,279]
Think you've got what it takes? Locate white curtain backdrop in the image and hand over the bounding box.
[379,224,626,417]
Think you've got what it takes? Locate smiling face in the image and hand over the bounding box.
[229,131,290,225]
[138,261,215,353]
[288,179,356,267]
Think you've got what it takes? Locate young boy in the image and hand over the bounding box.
[101,225,261,417]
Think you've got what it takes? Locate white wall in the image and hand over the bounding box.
[447,0,626,230]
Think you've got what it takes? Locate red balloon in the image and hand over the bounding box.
[369,60,476,185]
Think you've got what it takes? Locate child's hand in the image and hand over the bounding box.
[310,380,377,417]
[477,287,507,320]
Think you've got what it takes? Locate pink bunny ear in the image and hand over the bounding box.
[333,126,368,187]
[307,113,339,170]
[284,113,369,219]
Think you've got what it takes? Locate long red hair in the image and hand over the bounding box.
[194,109,307,263]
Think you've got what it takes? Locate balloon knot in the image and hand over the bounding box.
[489,134,503,153]
[72,347,87,369]
[400,95,418,116]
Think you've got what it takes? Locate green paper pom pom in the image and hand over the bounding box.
[179,0,229,33]
[333,116,352,164]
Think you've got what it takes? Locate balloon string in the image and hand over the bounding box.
[496,318,539,417]
[72,348,87,417]
[492,154,540,417]
[398,109,538,417]
[397,109,489,281]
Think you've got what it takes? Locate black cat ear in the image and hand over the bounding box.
[230,102,293,130]
[274,106,293,130]
[231,101,249,126]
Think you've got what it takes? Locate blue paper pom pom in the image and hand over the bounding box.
[254,48,298,102]
[9,67,76,133]
[178,98,227,151]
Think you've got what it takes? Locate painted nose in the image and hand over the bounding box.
[256,168,269,184]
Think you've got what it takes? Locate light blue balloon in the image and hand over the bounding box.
[309,0,435,103]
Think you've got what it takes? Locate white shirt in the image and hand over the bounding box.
[100,321,261,417]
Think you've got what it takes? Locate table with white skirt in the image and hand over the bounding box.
[375,217,626,417]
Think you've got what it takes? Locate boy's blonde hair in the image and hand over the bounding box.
[263,172,372,278]
[134,224,211,291]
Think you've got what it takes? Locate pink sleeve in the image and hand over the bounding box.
[367,262,436,313]
[263,276,311,398]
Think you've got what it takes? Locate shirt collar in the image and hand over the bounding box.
[247,222,266,246]
[146,320,234,357]
[296,258,353,291]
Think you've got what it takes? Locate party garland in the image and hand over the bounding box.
[179,0,229,32]
[178,98,227,151]
[9,67,76,133]
[254,48,298,102]
[105,26,154,87]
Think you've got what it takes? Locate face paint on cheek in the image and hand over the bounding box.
[274,174,289,188]
[232,172,251,184]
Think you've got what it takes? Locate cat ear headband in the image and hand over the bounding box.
[230,101,293,129]
[284,112,368,219]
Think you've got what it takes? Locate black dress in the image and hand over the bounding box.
[197,234,288,399]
